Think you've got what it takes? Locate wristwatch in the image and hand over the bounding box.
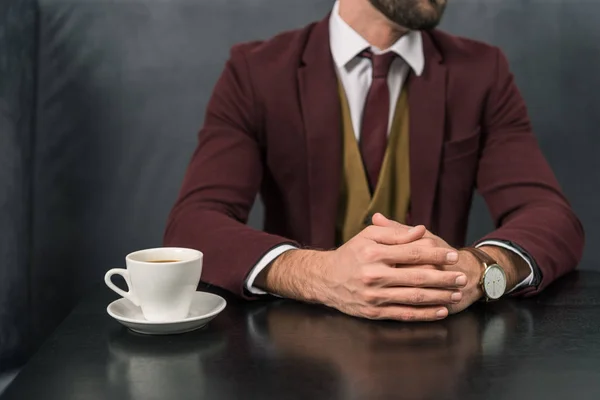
[461,247,507,301]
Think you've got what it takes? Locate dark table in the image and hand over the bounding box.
[3,271,600,400]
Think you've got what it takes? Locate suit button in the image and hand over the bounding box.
[364,214,373,225]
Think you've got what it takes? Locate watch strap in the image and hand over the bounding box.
[461,247,497,268]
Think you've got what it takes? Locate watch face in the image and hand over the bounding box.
[483,265,506,300]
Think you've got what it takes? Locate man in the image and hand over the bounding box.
[165,0,584,321]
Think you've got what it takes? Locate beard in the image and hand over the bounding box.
[368,0,447,30]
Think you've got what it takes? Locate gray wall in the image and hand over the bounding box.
[0,0,598,369]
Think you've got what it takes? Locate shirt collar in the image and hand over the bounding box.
[329,0,424,76]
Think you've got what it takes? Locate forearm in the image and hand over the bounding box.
[254,249,331,303]
[165,208,297,297]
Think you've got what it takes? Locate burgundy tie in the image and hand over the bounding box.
[359,50,397,191]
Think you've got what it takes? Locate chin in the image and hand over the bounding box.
[421,0,446,15]
[370,0,447,30]
[426,0,446,6]
[412,0,447,29]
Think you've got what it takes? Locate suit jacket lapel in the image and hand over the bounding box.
[408,32,447,230]
[298,18,342,249]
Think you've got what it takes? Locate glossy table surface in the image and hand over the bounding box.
[3,271,600,400]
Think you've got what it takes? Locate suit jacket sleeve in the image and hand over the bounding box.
[164,45,298,298]
[475,48,584,296]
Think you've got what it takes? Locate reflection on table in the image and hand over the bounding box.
[106,327,226,400]
[247,300,531,400]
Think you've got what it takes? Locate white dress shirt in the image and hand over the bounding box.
[245,0,534,295]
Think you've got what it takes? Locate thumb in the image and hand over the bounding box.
[371,213,412,230]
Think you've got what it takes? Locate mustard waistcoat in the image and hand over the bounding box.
[335,82,411,245]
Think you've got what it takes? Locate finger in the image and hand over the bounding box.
[362,287,462,307]
[372,213,411,230]
[375,244,459,265]
[386,287,462,305]
[361,225,426,245]
[372,213,435,239]
[363,305,449,322]
[393,264,439,270]
[409,237,437,248]
[379,267,467,288]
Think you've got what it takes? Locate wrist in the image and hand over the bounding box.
[255,249,331,303]
[458,250,485,300]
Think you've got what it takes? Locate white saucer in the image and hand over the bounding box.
[107,291,227,335]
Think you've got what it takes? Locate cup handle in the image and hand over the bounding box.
[104,268,140,307]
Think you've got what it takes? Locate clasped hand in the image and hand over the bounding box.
[319,213,484,321]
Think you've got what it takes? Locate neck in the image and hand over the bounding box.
[338,0,408,50]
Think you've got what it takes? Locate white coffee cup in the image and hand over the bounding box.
[104,247,203,322]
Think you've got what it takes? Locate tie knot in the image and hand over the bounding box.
[360,50,397,79]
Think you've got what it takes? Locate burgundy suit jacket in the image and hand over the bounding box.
[164,17,584,298]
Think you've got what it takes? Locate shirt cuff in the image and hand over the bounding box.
[244,244,298,295]
[476,240,535,294]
